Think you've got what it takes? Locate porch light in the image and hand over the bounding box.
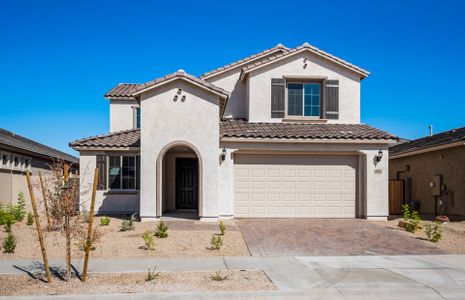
[374,150,383,164]
[221,147,227,161]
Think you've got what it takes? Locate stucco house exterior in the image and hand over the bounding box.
[389,127,465,217]
[70,43,397,221]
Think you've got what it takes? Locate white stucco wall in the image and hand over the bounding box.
[109,99,139,132]
[139,79,221,221]
[79,152,140,214]
[247,51,361,123]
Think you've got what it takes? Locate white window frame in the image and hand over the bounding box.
[107,155,137,191]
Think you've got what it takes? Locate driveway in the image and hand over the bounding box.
[236,219,447,256]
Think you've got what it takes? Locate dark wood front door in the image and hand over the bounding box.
[176,158,198,210]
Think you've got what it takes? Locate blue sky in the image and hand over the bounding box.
[1,0,464,156]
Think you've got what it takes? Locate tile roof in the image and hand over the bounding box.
[0,128,78,163]
[104,83,139,98]
[69,129,140,149]
[240,42,370,79]
[70,120,395,150]
[200,44,290,79]
[220,119,397,140]
[390,126,465,156]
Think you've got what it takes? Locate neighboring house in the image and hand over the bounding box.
[0,128,79,209]
[389,127,465,216]
[70,42,397,221]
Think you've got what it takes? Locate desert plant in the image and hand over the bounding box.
[12,192,26,222]
[100,216,110,226]
[402,204,411,220]
[404,210,421,233]
[26,212,34,226]
[142,230,155,250]
[155,221,168,238]
[77,225,102,251]
[3,231,16,253]
[210,234,223,250]
[210,270,228,281]
[145,267,160,282]
[121,214,136,231]
[219,221,225,236]
[3,214,13,233]
[425,222,442,242]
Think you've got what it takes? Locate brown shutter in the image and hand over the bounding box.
[136,155,140,190]
[96,155,107,190]
[271,78,285,118]
[324,80,339,119]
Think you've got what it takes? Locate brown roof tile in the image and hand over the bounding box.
[240,42,370,79]
[69,129,140,149]
[390,126,465,156]
[200,44,289,79]
[220,119,397,140]
[104,83,140,98]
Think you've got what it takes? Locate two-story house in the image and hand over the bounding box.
[70,43,397,221]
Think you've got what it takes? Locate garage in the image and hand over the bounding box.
[234,154,358,218]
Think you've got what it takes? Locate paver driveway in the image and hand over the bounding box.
[236,219,447,256]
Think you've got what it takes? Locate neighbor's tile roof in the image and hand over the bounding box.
[69,129,140,149]
[390,127,465,156]
[200,44,289,79]
[220,119,397,140]
[105,71,229,98]
[0,128,78,163]
[240,42,370,79]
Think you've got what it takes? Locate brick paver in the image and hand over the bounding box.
[236,219,447,256]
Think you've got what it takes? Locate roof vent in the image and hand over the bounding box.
[176,69,185,74]
[428,125,433,136]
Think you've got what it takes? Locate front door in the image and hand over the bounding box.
[176,158,198,210]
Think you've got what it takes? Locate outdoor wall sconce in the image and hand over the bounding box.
[221,147,227,161]
[374,150,383,165]
[177,88,182,95]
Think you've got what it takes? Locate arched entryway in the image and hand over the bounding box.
[157,142,202,218]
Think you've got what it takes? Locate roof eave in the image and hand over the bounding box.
[221,137,398,144]
[390,141,465,159]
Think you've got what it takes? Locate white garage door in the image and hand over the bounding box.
[234,154,357,218]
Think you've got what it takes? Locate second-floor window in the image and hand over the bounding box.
[136,107,141,129]
[288,83,321,117]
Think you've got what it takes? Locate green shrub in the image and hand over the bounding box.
[100,216,110,226]
[120,214,136,231]
[142,230,155,250]
[425,222,442,242]
[145,267,159,282]
[12,192,26,222]
[3,231,16,253]
[210,270,228,281]
[78,241,96,251]
[3,214,13,232]
[219,221,225,236]
[155,221,168,238]
[210,234,223,250]
[402,204,411,220]
[26,212,33,226]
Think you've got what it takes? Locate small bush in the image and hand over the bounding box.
[210,234,223,250]
[121,214,136,231]
[142,230,155,250]
[100,216,110,226]
[26,212,34,226]
[145,267,159,282]
[425,222,442,242]
[155,221,168,238]
[210,270,228,281]
[219,221,225,236]
[12,192,26,222]
[3,214,13,233]
[402,204,411,220]
[3,231,16,253]
[402,204,421,233]
[78,241,96,251]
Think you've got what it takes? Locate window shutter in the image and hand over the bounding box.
[324,80,339,119]
[271,78,285,118]
[96,155,107,190]
[136,155,140,190]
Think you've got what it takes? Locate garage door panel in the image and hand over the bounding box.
[234,154,357,218]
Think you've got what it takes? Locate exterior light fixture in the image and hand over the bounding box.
[374,150,383,165]
[221,147,227,161]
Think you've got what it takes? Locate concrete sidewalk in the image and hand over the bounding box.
[1,255,465,299]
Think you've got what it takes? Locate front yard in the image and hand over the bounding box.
[0,216,250,259]
[377,216,465,254]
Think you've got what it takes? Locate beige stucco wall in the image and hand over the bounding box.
[139,79,221,221]
[219,141,390,219]
[79,152,140,214]
[247,51,361,123]
[389,145,465,216]
[109,99,138,132]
